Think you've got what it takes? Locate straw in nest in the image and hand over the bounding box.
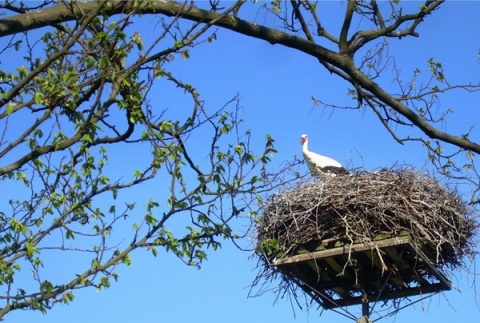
[257,168,477,270]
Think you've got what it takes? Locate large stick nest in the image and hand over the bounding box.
[257,168,478,270]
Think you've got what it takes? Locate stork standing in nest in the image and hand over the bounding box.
[300,134,348,177]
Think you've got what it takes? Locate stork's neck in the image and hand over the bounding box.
[302,140,309,154]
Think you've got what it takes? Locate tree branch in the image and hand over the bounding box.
[349,0,444,53]
[339,0,356,54]
[290,0,314,42]
[344,60,480,154]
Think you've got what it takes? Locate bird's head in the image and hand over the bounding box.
[300,134,308,145]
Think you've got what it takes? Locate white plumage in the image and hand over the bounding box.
[300,134,348,177]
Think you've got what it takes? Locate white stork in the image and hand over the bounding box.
[300,134,348,177]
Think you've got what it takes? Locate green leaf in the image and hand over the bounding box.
[6,103,16,115]
[82,133,94,144]
[9,219,27,234]
[466,151,475,161]
[122,254,131,266]
[86,56,95,69]
[13,39,22,51]
[34,92,44,104]
[62,291,75,304]
[234,144,244,155]
[66,230,75,240]
[17,65,28,78]
[40,280,54,293]
[150,246,158,257]
[25,241,37,258]
[174,40,184,49]
[181,49,190,60]
[100,276,110,289]
[145,213,156,225]
[220,124,232,134]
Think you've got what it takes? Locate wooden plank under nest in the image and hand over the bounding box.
[273,237,451,309]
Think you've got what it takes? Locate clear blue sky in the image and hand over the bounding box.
[4,1,480,322]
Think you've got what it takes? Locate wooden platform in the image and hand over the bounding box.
[273,236,451,309]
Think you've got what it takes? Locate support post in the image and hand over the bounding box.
[362,301,369,318]
[356,301,372,323]
[356,285,372,323]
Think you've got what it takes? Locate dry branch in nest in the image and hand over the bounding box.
[254,168,478,309]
